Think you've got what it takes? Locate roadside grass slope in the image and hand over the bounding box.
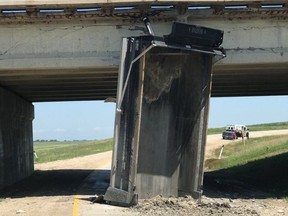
[205,135,288,198]
[33,122,288,164]
[34,139,113,163]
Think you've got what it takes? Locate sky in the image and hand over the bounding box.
[32,96,288,141]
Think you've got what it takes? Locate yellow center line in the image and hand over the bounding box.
[72,195,79,216]
[72,161,112,216]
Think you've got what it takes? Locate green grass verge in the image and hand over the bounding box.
[206,135,288,170]
[207,127,225,135]
[248,122,288,131]
[207,121,288,135]
[34,139,113,164]
[205,135,288,198]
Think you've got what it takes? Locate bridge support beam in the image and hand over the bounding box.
[105,33,224,206]
[0,87,34,190]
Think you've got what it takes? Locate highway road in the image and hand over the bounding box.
[0,130,288,215]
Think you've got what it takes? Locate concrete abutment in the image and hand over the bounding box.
[0,87,34,190]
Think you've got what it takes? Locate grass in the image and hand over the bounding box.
[205,135,288,198]
[207,127,225,135]
[207,121,288,135]
[34,139,113,164]
[206,135,288,170]
[248,122,288,131]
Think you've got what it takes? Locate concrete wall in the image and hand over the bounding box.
[0,87,34,189]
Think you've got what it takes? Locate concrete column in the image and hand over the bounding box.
[0,87,34,190]
[136,48,213,198]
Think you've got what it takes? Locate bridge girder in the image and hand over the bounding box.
[0,2,287,101]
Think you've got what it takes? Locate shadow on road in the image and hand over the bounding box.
[203,152,288,199]
[2,152,288,201]
[0,169,110,199]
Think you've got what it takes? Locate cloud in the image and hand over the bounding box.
[93,127,114,131]
[33,129,46,134]
[54,128,66,132]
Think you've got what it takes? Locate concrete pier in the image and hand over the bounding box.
[0,87,34,190]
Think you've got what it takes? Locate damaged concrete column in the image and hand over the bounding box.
[0,87,34,190]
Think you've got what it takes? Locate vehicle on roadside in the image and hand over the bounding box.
[223,124,249,139]
[222,130,237,140]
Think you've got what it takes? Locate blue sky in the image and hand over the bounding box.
[33,96,288,141]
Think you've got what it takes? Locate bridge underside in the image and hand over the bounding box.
[213,63,288,97]
[0,62,287,102]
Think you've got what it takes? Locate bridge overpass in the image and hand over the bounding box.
[0,0,287,101]
[0,0,288,205]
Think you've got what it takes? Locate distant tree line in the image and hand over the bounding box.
[34,139,59,142]
[33,139,96,142]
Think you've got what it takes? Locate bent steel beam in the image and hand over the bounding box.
[104,23,225,206]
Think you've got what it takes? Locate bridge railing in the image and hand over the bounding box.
[0,1,287,22]
[0,0,287,7]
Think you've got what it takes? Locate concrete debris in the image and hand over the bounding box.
[127,196,262,216]
[91,195,105,204]
[16,209,26,214]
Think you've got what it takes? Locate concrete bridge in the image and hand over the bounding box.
[0,0,288,204]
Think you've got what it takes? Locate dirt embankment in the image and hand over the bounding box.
[127,130,288,216]
[128,195,288,216]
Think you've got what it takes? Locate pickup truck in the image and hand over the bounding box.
[222,124,250,139]
[222,130,237,140]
